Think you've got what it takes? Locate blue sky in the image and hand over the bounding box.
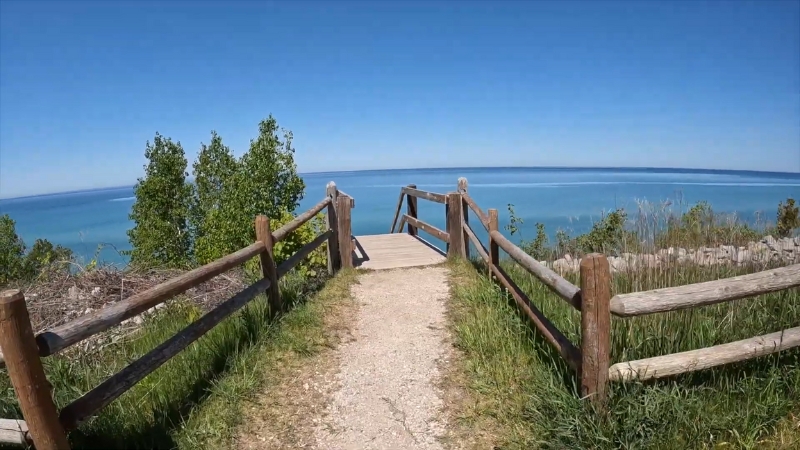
[1,0,798,198]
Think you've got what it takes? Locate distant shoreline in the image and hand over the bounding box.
[2,166,799,202]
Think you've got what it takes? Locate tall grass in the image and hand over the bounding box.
[451,200,800,449]
[0,269,336,449]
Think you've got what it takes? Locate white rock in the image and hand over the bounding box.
[68,286,80,301]
[91,287,101,297]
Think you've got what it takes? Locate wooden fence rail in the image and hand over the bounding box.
[421,177,800,408]
[0,183,354,448]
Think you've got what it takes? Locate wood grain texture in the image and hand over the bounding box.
[36,242,265,357]
[457,178,471,259]
[579,254,611,407]
[0,290,69,450]
[489,230,582,310]
[337,195,353,269]
[463,222,489,262]
[255,215,281,315]
[0,419,30,446]
[271,197,331,243]
[489,266,581,370]
[389,191,406,233]
[403,214,449,243]
[446,193,466,258]
[335,190,356,208]
[610,264,800,317]
[401,186,447,204]
[609,326,800,382]
[325,182,341,274]
[406,184,418,237]
[352,234,446,270]
[462,194,489,230]
[58,278,271,431]
[488,209,500,280]
[276,230,333,278]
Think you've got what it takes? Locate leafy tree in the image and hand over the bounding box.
[190,131,238,262]
[126,133,193,268]
[0,215,26,285]
[777,198,799,238]
[23,239,73,277]
[196,116,309,266]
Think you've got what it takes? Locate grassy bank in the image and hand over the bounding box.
[447,257,799,449]
[0,268,354,449]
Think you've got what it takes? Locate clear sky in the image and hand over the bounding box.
[1,0,799,198]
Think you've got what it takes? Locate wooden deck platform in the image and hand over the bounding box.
[352,233,447,270]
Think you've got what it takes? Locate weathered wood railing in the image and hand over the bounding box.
[388,184,466,257]
[422,177,800,408]
[0,183,353,449]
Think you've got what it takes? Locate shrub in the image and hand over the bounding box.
[777,198,799,238]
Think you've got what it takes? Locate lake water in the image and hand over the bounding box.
[1,167,798,266]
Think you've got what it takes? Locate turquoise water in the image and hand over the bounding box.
[1,167,798,266]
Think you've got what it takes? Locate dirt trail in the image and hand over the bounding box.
[312,266,451,450]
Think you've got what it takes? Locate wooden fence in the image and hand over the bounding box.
[393,177,800,408]
[0,183,354,450]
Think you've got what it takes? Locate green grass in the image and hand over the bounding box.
[447,258,800,449]
[0,268,357,449]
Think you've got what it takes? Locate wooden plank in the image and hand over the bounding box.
[271,197,332,243]
[0,418,30,446]
[406,184,418,237]
[401,186,446,204]
[463,222,489,262]
[337,195,353,269]
[403,215,449,243]
[458,178,471,259]
[336,190,355,208]
[488,209,499,272]
[58,278,271,431]
[609,326,800,382]
[389,191,406,233]
[489,265,581,370]
[446,193,465,258]
[36,242,265,357]
[325,182,340,274]
[276,230,333,278]
[462,193,489,230]
[489,230,582,310]
[255,216,281,315]
[610,264,800,317]
[0,290,70,450]
[353,234,446,270]
[579,254,611,407]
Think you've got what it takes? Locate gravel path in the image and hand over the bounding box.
[313,266,451,450]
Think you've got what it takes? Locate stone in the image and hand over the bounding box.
[68,286,80,301]
[91,287,101,297]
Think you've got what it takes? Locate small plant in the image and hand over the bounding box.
[776,198,799,237]
[505,203,524,237]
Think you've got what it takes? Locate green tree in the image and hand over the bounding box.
[777,198,799,237]
[126,133,193,268]
[23,239,73,277]
[190,131,238,262]
[196,116,309,265]
[0,215,26,285]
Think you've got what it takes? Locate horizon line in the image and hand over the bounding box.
[2,164,799,201]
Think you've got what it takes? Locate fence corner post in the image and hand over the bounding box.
[446,192,466,259]
[406,184,418,236]
[457,177,470,259]
[0,289,70,450]
[336,194,353,269]
[255,216,281,314]
[488,209,499,276]
[326,182,341,274]
[579,253,611,409]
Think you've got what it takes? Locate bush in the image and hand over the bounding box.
[0,214,73,286]
[777,198,799,238]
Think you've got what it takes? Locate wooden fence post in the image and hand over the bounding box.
[406,184,418,237]
[457,177,470,259]
[488,209,499,275]
[446,192,466,258]
[337,195,353,268]
[0,290,70,450]
[325,182,341,274]
[255,216,281,314]
[579,253,611,409]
